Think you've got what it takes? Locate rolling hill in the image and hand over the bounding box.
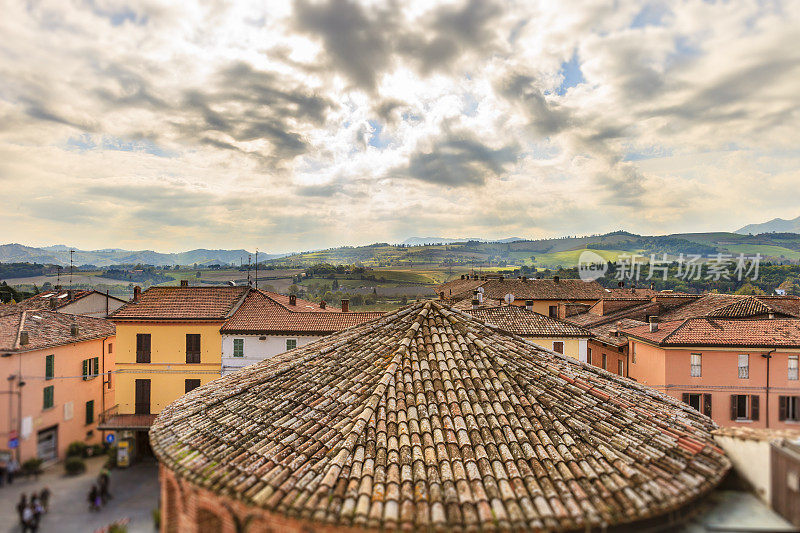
[736,215,800,234]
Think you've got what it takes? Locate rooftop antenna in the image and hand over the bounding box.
[255,249,258,290]
[247,255,252,286]
[69,249,74,288]
[57,265,62,287]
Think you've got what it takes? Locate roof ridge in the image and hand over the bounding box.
[14,310,27,350]
[659,318,696,343]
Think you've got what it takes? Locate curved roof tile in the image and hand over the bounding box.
[151,301,729,532]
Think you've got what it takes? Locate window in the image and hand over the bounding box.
[85,400,94,424]
[552,341,564,354]
[685,393,713,417]
[135,379,151,415]
[286,339,297,351]
[107,370,112,389]
[548,306,558,318]
[730,394,759,421]
[587,347,592,363]
[789,356,798,381]
[185,379,201,393]
[690,353,702,377]
[45,354,54,380]
[43,386,54,410]
[738,354,749,379]
[779,396,800,422]
[601,353,607,370]
[82,357,100,380]
[617,360,624,375]
[136,333,151,363]
[233,338,244,358]
[108,343,113,354]
[186,334,201,363]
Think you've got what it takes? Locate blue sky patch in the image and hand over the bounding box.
[367,120,391,149]
[555,52,585,96]
[65,134,173,157]
[631,2,670,28]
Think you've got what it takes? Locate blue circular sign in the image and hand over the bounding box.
[105,434,115,444]
[8,438,19,449]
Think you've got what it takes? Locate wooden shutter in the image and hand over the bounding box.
[750,395,759,421]
[45,354,54,380]
[82,359,88,380]
[703,394,712,418]
[85,400,94,424]
[135,379,151,414]
[730,395,737,421]
[778,396,787,421]
[93,357,99,377]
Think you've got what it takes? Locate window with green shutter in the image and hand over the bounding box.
[286,339,297,351]
[93,357,99,378]
[45,354,54,380]
[85,400,94,424]
[233,339,244,357]
[82,359,89,380]
[43,386,54,410]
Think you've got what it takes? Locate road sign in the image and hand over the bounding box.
[106,433,115,444]
[8,438,19,449]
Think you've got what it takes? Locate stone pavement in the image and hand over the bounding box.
[0,456,159,533]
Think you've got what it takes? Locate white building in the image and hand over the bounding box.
[220,290,383,375]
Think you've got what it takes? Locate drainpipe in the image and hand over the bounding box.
[100,336,110,442]
[761,349,776,428]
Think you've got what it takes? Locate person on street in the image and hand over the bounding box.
[39,487,50,513]
[22,502,37,532]
[32,493,43,523]
[16,494,27,527]
[98,469,112,504]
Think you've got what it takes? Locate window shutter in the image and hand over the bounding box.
[703,394,712,418]
[730,395,737,421]
[93,357,99,377]
[779,396,787,421]
[682,393,690,404]
[82,359,88,380]
[45,354,54,380]
[750,395,759,421]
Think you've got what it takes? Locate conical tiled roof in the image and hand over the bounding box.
[150,301,729,531]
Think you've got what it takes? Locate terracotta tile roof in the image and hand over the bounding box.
[466,306,594,337]
[110,286,249,321]
[449,296,503,310]
[258,290,340,312]
[0,310,115,352]
[590,319,649,347]
[658,294,800,321]
[151,301,730,531]
[97,414,157,430]
[567,301,661,328]
[221,290,384,334]
[437,278,607,301]
[623,318,800,347]
[0,290,127,316]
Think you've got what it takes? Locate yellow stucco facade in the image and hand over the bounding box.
[512,299,597,317]
[115,321,223,415]
[524,336,587,361]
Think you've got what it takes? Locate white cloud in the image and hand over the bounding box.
[0,0,799,251]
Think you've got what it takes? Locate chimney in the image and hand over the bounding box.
[649,316,659,333]
[320,300,326,309]
[439,292,445,300]
[521,276,527,282]
[341,299,349,312]
[289,294,297,306]
[525,300,534,311]
[180,279,189,287]
[70,324,79,336]
[49,298,57,310]
[769,312,775,319]
[133,286,141,302]
[472,299,479,310]
[55,285,62,291]
[19,331,29,345]
[618,281,624,288]
[650,282,655,291]
[553,275,560,283]
[460,275,465,280]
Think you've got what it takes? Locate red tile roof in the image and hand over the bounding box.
[151,301,729,531]
[0,289,127,316]
[110,286,250,321]
[658,294,800,321]
[437,277,608,301]
[590,319,649,347]
[623,318,800,347]
[0,310,115,352]
[221,290,383,334]
[466,305,593,337]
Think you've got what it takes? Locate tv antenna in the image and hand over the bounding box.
[255,249,258,290]
[247,255,252,286]
[69,249,74,288]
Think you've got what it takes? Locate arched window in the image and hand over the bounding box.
[197,507,223,533]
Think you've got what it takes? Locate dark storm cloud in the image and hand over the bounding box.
[396,132,518,187]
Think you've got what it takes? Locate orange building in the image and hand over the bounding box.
[624,318,800,429]
[0,310,115,462]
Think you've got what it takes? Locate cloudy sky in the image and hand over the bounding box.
[1,0,799,252]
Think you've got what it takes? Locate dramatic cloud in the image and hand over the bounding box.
[0,0,799,251]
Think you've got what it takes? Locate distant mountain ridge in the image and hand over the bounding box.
[0,244,284,267]
[402,236,523,246]
[736,216,800,235]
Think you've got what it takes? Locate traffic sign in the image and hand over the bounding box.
[106,433,116,444]
[8,438,19,449]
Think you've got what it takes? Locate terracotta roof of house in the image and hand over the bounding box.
[658,294,800,321]
[450,297,503,310]
[466,306,593,337]
[567,301,661,328]
[151,301,729,532]
[437,278,607,302]
[221,290,383,334]
[258,290,340,312]
[623,318,800,347]
[0,289,127,316]
[110,286,250,321]
[0,310,115,352]
[590,319,649,347]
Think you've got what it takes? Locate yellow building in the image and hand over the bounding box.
[465,305,593,361]
[100,283,249,454]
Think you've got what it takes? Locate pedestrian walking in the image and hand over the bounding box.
[98,469,112,503]
[16,494,27,527]
[88,484,101,512]
[22,502,38,533]
[40,487,50,513]
[32,493,43,523]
